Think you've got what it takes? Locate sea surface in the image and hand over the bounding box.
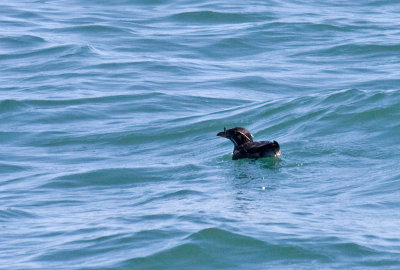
[1,0,400,269]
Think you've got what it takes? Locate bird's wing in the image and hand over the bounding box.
[241,141,280,154]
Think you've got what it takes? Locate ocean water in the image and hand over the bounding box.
[1,0,400,269]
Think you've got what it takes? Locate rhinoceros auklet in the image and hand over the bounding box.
[217,127,280,160]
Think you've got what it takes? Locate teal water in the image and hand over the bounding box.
[1,0,400,269]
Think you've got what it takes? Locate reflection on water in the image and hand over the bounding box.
[220,157,283,213]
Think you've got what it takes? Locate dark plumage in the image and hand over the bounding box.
[217,127,280,160]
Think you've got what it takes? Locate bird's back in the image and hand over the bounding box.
[233,140,280,160]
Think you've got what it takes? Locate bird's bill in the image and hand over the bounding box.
[217,131,227,137]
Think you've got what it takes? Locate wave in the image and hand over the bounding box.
[133,189,204,207]
[40,163,203,188]
[298,43,400,57]
[2,88,398,159]
[40,167,166,188]
[169,10,265,24]
[52,24,131,35]
[0,208,38,221]
[0,35,46,49]
[0,44,99,62]
[120,227,398,269]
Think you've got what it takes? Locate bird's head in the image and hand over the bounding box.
[217,127,253,147]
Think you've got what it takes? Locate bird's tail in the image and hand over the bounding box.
[273,140,280,150]
[273,141,281,157]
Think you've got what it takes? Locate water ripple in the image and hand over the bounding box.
[2,1,400,269]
